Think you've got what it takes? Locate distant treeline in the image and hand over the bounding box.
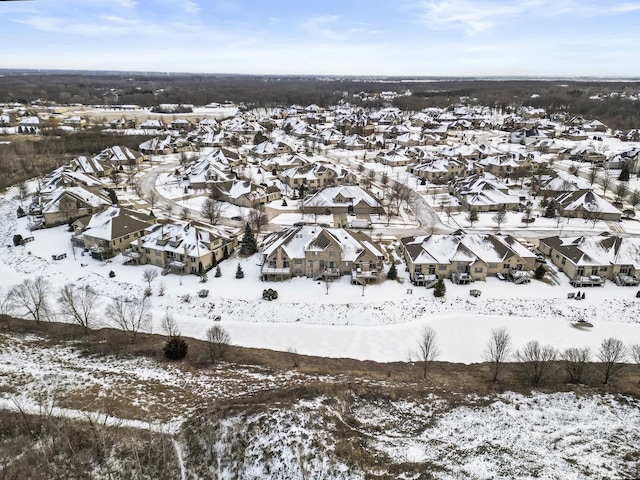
[1,73,639,129]
[0,131,150,189]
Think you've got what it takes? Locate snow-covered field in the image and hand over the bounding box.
[2,186,640,363]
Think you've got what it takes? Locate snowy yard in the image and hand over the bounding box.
[2,186,640,364]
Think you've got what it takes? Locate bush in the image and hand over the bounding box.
[143,287,152,297]
[262,288,278,300]
[163,336,188,360]
[235,263,244,279]
[387,263,398,281]
[12,234,23,246]
[433,278,446,297]
[16,206,26,218]
[215,266,221,277]
[109,270,116,278]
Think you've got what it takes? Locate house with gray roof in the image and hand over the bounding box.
[401,230,536,286]
[538,233,640,286]
[260,225,383,283]
[74,206,156,260]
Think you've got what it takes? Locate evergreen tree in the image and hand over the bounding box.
[387,263,398,280]
[235,263,244,279]
[619,163,630,182]
[534,264,546,280]
[240,223,258,255]
[163,336,188,360]
[467,207,479,227]
[215,265,221,277]
[544,200,557,218]
[433,278,446,297]
[16,205,25,217]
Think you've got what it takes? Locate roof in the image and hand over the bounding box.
[402,232,535,266]
[82,206,154,241]
[262,226,382,262]
[303,186,381,209]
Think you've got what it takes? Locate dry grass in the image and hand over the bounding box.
[2,314,640,403]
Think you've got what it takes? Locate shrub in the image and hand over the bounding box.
[235,263,244,279]
[215,266,221,277]
[109,270,116,278]
[433,278,446,297]
[143,287,152,297]
[163,336,188,360]
[12,234,23,246]
[387,263,398,281]
[16,206,26,217]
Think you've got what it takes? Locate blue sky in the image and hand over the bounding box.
[1,0,639,76]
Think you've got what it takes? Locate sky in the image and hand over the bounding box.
[1,0,640,77]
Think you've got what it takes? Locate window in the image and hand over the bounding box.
[474,267,483,273]
[295,259,302,264]
[503,263,509,269]
[438,265,447,271]
[577,268,584,276]
[488,263,497,269]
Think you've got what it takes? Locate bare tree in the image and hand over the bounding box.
[416,326,440,379]
[157,280,167,297]
[57,284,100,332]
[600,169,613,195]
[614,181,629,205]
[142,268,159,289]
[381,172,389,187]
[561,347,591,384]
[587,165,598,186]
[180,206,190,220]
[161,311,179,337]
[630,344,640,384]
[629,189,640,211]
[105,296,151,341]
[514,340,557,386]
[248,205,269,233]
[0,286,11,315]
[597,337,626,385]
[201,197,225,225]
[492,206,507,230]
[147,190,158,209]
[484,327,512,382]
[206,324,231,364]
[163,203,174,218]
[7,276,54,323]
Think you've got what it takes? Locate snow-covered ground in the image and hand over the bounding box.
[3,185,640,364]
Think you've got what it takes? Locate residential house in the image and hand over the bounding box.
[42,186,111,227]
[213,180,281,208]
[139,119,164,130]
[450,174,520,212]
[538,233,640,286]
[62,116,86,130]
[278,162,345,192]
[260,225,384,283]
[401,231,536,286]
[554,189,622,222]
[302,185,384,217]
[74,206,156,259]
[126,222,238,275]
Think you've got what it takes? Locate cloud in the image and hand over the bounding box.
[413,0,640,34]
[301,14,345,40]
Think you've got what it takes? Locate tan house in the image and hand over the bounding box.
[401,231,536,286]
[303,185,384,217]
[42,186,111,227]
[538,233,640,287]
[260,226,384,283]
[74,206,156,260]
[126,222,238,275]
